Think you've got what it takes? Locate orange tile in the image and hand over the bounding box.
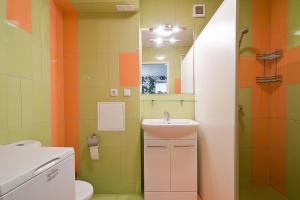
[50,0,80,173]
[50,0,65,147]
[119,52,140,87]
[252,148,270,186]
[174,79,181,94]
[252,0,271,52]
[6,0,32,32]
[252,118,270,148]
[250,0,288,191]
[270,0,288,51]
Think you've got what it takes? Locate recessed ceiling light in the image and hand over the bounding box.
[173,26,182,33]
[151,38,163,45]
[169,38,179,43]
[156,56,165,61]
[153,25,173,37]
[294,30,300,36]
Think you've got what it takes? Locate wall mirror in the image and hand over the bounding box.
[141,24,195,94]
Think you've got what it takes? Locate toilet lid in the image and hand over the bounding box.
[75,180,94,200]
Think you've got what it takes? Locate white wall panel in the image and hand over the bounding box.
[194,0,237,200]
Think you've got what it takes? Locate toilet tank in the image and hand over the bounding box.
[6,140,42,147]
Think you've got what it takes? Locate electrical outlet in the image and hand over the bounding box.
[110,89,118,97]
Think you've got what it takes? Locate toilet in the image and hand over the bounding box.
[75,180,93,200]
[5,140,94,200]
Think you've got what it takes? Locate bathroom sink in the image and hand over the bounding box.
[142,119,199,139]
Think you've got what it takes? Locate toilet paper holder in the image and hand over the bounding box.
[87,133,99,147]
[87,133,100,161]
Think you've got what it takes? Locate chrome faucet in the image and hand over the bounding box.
[163,111,170,122]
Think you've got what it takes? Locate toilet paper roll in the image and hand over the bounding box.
[89,146,99,160]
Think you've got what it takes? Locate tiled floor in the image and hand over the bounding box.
[240,187,287,200]
[93,194,143,200]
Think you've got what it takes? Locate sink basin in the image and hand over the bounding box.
[142,119,199,139]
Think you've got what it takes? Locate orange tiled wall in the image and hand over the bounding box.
[50,0,80,173]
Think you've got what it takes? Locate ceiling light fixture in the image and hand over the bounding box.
[173,26,182,33]
[153,25,173,37]
[169,38,179,44]
[151,25,183,37]
[156,56,166,61]
[151,38,163,45]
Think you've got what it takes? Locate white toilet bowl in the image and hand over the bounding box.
[6,140,94,200]
[76,180,94,200]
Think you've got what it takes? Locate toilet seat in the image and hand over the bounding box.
[75,180,94,200]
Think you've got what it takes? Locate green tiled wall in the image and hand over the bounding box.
[288,0,300,49]
[0,0,51,146]
[141,94,195,119]
[78,12,141,194]
[239,0,253,56]
[238,88,253,187]
[287,84,300,200]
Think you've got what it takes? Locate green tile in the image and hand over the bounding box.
[0,76,7,129]
[6,27,33,78]
[240,149,253,177]
[238,88,253,149]
[287,120,300,199]
[141,94,195,119]
[0,0,5,19]
[79,86,109,120]
[287,84,300,121]
[7,77,21,128]
[79,53,109,88]
[239,0,253,56]
[0,44,6,75]
[0,0,51,147]
[32,80,51,124]
[288,0,300,49]
[0,129,9,145]
[240,187,287,200]
[21,79,33,126]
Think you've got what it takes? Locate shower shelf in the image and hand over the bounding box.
[256,75,282,84]
[256,49,283,84]
[256,49,282,61]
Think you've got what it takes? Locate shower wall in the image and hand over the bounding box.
[239,0,300,199]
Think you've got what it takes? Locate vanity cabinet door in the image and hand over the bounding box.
[171,140,197,191]
[144,140,171,191]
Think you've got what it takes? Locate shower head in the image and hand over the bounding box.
[240,27,249,35]
[239,27,249,48]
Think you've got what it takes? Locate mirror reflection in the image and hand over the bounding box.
[141,25,194,94]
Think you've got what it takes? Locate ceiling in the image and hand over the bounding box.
[69,0,139,13]
[142,28,194,48]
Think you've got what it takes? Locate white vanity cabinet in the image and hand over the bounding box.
[143,119,199,200]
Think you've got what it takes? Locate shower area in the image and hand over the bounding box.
[238,0,300,200]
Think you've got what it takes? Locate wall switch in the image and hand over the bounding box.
[124,88,131,97]
[110,89,118,97]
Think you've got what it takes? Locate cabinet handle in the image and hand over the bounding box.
[147,145,168,148]
[174,145,195,148]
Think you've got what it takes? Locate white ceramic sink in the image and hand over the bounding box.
[142,119,199,139]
